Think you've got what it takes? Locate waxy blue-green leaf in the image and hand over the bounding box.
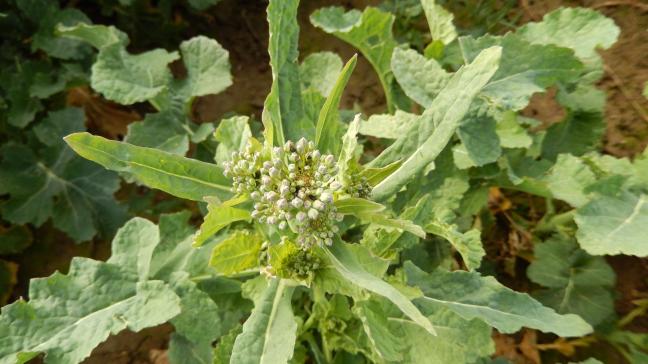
[214,116,252,166]
[425,222,484,271]
[325,241,436,336]
[91,43,179,105]
[230,279,297,364]
[64,132,232,202]
[455,102,501,167]
[527,237,615,326]
[337,114,361,185]
[541,111,604,161]
[124,110,190,155]
[56,23,128,49]
[388,305,494,364]
[575,192,648,257]
[0,108,126,242]
[517,7,619,79]
[177,35,232,99]
[209,231,262,275]
[310,6,409,112]
[544,154,597,207]
[420,0,457,45]
[315,55,357,154]
[299,52,343,97]
[459,33,583,111]
[391,47,450,108]
[405,262,593,337]
[371,46,501,201]
[354,299,405,362]
[360,111,418,140]
[264,0,309,145]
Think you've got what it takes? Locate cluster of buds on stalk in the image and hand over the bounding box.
[224,138,344,248]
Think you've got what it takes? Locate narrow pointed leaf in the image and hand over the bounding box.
[64,132,232,202]
[315,55,357,154]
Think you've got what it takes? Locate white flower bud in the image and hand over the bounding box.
[269,167,279,177]
[313,200,325,211]
[296,211,307,222]
[278,198,289,210]
[320,192,333,203]
[291,198,303,208]
[261,175,272,186]
[308,208,319,220]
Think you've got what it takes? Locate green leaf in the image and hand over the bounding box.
[337,114,361,184]
[359,213,426,239]
[527,237,615,326]
[456,103,501,167]
[335,198,386,215]
[325,241,436,336]
[124,111,190,155]
[177,35,232,99]
[310,7,409,112]
[33,8,91,60]
[388,305,494,364]
[459,34,583,111]
[0,226,32,255]
[360,111,417,140]
[168,334,212,364]
[264,0,309,145]
[575,192,648,256]
[214,116,252,166]
[517,7,619,78]
[541,111,604,161]
[194,198,250,247]
[391,48,450,108]
[187,0,222,11]
[544,154,596,207]
[230,279,297,364]
[371,46,501,200]
[420,0,457,45]
[425,222,485,271]
[213,325,243,364]
[56,23,128,49]
[0,109,126,242]
[64,132,232,202]
[404,262,593,337]
[353,300,405,362]
[315,55,357,154]
[359,160,403,187]
[91,43,179,105]
[496,112,532,148]
[209,230,262,275]
[300,52,343,97]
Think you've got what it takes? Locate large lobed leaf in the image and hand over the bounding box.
[310,6,409,112]
[0,108,126,242]
[0,215,228,364]
[527,237,615,326]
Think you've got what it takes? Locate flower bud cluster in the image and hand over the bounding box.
[223,144,262,195]
[345,174,372,199]
[225,138,344,248]
[278,248,322,281]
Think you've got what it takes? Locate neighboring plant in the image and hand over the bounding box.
[1,1,647,364]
